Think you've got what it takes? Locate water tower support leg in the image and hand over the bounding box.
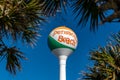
[59,55,67,80]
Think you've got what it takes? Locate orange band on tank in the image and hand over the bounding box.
[53,26,73,32]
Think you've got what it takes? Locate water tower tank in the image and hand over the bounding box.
[48,26,78,80]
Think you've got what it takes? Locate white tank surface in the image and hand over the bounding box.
[48,26,78,80]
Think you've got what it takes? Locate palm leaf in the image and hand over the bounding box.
[112,32,120,44]
[0,0,44,43]
[41,0,67,16]
[73,0,120,30]
[21,27,40,47]
[73,0,105,31]
[5,47,27,75]
[0,0,44,75]
[0,39,27,75]
[83,44,120,79]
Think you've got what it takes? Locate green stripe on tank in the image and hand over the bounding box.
[48,36,75,51]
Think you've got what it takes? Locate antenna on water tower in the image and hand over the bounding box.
[48,26,78,80]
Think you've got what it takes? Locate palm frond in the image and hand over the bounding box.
[83,44,120,79]
[72,0,105,31]
[112,32,120,44]
[73,0,120,30]
[0,0,43,75]
[41,0,67,16]
[21,27,40,47]
[0,0,44,43]
[5,46,27,75]
[0,39,26,75]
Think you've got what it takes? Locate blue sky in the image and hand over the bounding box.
[0,5,120,80]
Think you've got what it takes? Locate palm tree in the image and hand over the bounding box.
[36,0,120,30]
[73,0,120,30]
[82,32,120,80]
[0,0,45,75]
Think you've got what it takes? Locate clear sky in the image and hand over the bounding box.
[0,5,120,80]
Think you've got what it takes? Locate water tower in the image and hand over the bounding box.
[48,26,78,80]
